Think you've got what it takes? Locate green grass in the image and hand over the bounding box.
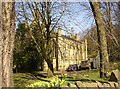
[14,73,54,87]
[65,70,109,83]
[14,73,46,87]
[14,70,109,87]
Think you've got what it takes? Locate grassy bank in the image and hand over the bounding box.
[14,69,110,87]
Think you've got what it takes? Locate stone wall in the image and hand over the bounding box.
[56,27,88,70]
[61,81,119,89]
[43,27,88,71]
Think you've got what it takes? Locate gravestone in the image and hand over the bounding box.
[109,69,120,82]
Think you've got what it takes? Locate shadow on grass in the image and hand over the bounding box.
[59,75,109,83]
[31,72,50,82]
[17,71,50,82]
[66,78,95,82]
[14,73,50,87]
[66,78,109,83]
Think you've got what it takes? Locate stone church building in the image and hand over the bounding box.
[44,27,88,71]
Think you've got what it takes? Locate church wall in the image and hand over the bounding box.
[43,27,88,71]
[56,28,88,70]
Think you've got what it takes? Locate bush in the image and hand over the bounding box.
[26,76,69,88]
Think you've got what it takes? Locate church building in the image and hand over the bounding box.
[44,27,88,71]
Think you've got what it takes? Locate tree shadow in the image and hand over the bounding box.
[19,72,50,82]
[31,72,50,82]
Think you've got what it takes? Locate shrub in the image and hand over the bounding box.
[26,76,68,88]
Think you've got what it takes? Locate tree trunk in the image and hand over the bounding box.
[46,26,54,77]
[47,61,54,77]
[90,1,109,78]
[106,2,113,33]
[2,2,15,87]
[45,58,54,77]
[55,36,59,71]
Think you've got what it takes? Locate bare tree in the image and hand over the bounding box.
[16,2,66,77]
[90,1,109,78]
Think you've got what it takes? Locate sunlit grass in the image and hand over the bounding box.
[14,73,41,87]
[14,69,110,87]
[65,70,109,83]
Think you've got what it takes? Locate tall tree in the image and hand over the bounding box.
[16,2,66,77]
[90,1,109,78]
[13,23,43,73]
[2,2,15,87]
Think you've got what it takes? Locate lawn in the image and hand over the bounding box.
[14,69,110,87]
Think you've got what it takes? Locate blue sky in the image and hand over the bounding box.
[57,2,95,37]
[15,2,95,37]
